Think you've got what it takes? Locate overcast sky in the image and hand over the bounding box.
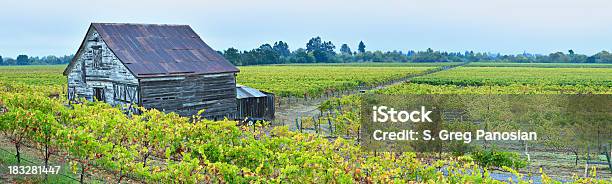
[0,0,611,57]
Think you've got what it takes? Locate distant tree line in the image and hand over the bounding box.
[3,38,612,66]
[221,37,612,65]
[0,54,73,65]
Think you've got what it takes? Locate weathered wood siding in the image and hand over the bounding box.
[67,26,239,118]
[66,28,139,108]
[236,95,275,120]
[140,73,237,119]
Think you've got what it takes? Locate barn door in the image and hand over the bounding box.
[93,87,105,102]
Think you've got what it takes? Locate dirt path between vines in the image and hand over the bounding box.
[273,62,469,131]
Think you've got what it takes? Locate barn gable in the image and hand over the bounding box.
[66,27,139,107]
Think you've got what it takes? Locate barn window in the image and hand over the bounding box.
[67,86,76,100]
[93,87,105,102]
[92,46,103,68]
[113,83,138,103]
[80,60,86,84]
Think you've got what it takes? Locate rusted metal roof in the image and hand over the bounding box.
[92,23,239,77]
[236,85,267,99]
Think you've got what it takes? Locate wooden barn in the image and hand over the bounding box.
[235,85,275,121]
[63,23,239,120]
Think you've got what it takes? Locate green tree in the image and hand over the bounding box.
[16,55,29,65]
[306,37,335,62]
[566,49,588,63]
[306,37,322,53]
[223,48,242,65]
[273,41,290,56]
[358,41,366,53]
[588,50,612,63]
[548,52,570,63]
[257,44,281,64]
[0,55,3,65]
[291,48,315,63]
[340,44,352,55]
[4,58,16,65]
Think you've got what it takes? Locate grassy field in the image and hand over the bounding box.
[271,62,461,67]
[0,65,66,86]
[411,66,612,86]
[1,63,611,183]
[1,63,611,95]
[0,64,436,97]
[237,65,434,97]
[377,83,612,94]
[466,62,612,68]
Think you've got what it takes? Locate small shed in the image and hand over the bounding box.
[236,85,275,121]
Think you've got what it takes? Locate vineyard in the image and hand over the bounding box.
[0,83,544,183]
[0,63,611,183]
[0,64,437,97]
[0,65,66,86]
[314,63,612,182]
[237,65,435,97]
[465,62,612,68]
[271,62,461,67]
[378,83,612,95]
[411,67,612,87]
